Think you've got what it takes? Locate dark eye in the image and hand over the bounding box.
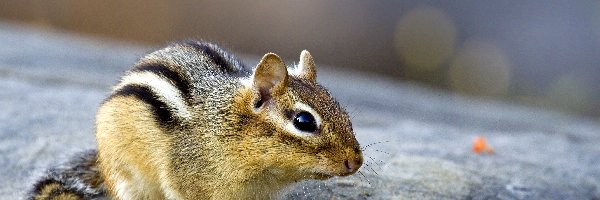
[293,111,317,132]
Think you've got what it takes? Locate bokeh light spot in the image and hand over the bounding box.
[448,40,511,97]
[394,6,456,72]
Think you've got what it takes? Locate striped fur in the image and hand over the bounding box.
[131,64,192,101]
[27,41,240,199]
[109,40,244,126]
[113,70,191,121]
[181,40,248,76]
[111,84,177,124]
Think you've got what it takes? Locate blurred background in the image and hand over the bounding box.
[1,0,599,119]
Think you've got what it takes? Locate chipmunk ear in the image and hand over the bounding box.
[291,50,317,82]
[251,53,289,109]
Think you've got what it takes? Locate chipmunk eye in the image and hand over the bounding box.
[293,111,317,133]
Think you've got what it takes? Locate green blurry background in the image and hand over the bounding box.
[1,1,599,119]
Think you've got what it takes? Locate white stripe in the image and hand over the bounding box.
[114,71,191,119]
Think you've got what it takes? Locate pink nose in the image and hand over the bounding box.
[343,158,363,175]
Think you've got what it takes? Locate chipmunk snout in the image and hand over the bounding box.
[342,157,363,176]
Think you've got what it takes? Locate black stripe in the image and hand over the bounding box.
[111,84,175,125]
[32,178,61,196]
[181,40,244,74]
[132,64,192,101]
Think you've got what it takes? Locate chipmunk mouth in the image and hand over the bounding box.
[308,169,355,180]
[305,157,363,180]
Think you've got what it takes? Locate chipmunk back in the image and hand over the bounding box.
[29,40,362,200]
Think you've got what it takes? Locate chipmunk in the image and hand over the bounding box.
[29,40,363,200]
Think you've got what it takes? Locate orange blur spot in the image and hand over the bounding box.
[472,136,494,154]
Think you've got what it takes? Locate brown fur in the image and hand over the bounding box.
[31,41,362,200]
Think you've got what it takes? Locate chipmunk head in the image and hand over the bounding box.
[236,51,362,181]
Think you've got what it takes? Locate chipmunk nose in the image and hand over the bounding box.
[342,157,363,175]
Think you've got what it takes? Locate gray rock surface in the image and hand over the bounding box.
[1,22,599,199]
